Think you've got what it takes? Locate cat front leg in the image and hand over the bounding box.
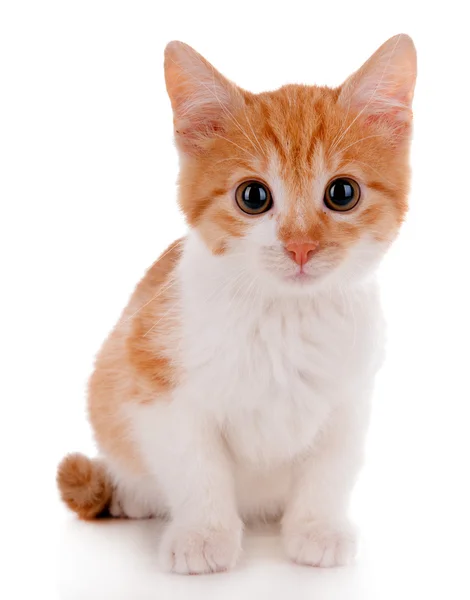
[282,396,370,567]
[135,402,242,574]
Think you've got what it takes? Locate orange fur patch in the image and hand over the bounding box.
[87,240,183,474]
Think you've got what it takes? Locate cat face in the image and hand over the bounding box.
[165,36,416,292]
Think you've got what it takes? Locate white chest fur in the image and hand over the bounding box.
[177,235,385,468]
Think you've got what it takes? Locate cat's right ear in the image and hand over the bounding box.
[164,41,242,155]
[337,34,417,127]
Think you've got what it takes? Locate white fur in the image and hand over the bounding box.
[105,227,387,574]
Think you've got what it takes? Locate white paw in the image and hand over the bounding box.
[159,522,243,574]
[283,519,357,567]
[109,489,153,519]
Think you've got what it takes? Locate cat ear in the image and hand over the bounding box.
[164,41,242,154]
[338,34,417,125]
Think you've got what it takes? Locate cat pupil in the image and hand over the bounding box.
[244,184,266,208]
[331,180,353,204]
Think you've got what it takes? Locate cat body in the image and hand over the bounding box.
[112,232,383,515]
[58,35,416,574]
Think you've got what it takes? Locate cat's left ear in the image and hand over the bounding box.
[338,34,417,125]
[164,41,243,154]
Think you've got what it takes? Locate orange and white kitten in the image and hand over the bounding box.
[57,35,417,574]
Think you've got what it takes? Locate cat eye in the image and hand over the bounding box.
[324,177,361,212]
[235,181,273,215]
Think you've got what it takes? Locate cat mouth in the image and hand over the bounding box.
[285,270,320,284]
[282,261,336,284]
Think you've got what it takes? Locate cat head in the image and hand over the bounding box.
[164,35,417,292]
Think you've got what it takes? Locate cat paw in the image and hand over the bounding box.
[283,519,357,567]
[159,522,243,574]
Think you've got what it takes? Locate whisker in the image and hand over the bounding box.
[211,157,248,166]
[125,240,185,321]
[213,133,258,160]
[142,303,177,338]
[349,160,398,189]
[336,134,384,155]
[125,275,178,322]
[211,79,261,156]
[244,110,267,158]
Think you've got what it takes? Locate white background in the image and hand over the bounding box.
[1,1,469,598]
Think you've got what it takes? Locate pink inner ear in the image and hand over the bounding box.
[174,118,227,154]
[338,35,417,130]
[169,82,235,153]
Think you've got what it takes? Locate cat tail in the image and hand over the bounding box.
[57,453,113,519]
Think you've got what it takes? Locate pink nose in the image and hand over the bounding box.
[285,241,320,266]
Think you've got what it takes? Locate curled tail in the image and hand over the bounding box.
[57,453,113,519]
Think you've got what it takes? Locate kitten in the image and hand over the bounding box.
[57,35,417,574]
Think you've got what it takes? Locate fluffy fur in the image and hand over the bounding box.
[57,35,417,574]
